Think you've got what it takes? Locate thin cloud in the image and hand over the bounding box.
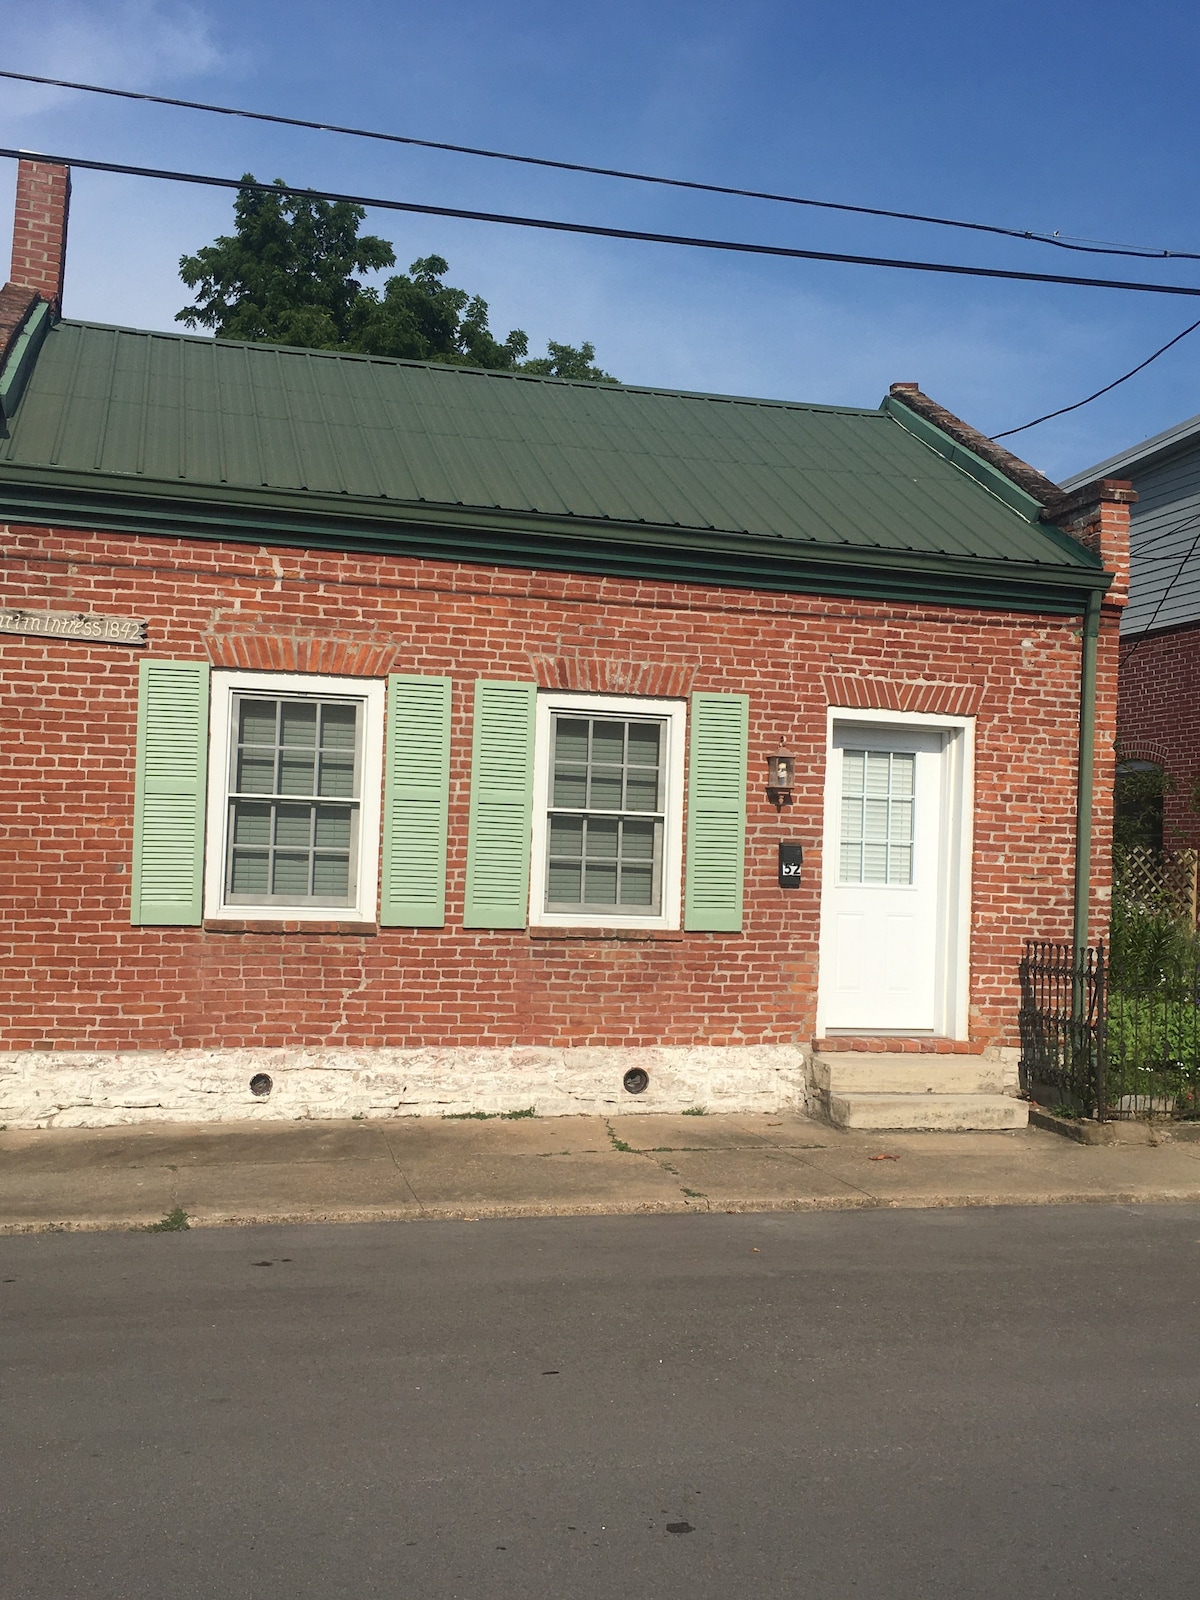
[2,1,227,116]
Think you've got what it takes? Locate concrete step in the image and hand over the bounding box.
[812,1053,1007,1096]
[827,1091,1029,1132]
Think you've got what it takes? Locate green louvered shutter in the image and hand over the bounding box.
[380,674,452,926]
[684,692,749,932]
[131,659,210,925]
[463,680,536,929]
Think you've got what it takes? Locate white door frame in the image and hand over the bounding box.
[816,706,975,1040]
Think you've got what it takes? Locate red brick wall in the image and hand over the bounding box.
[10,160,70,310]
[1095,606,1121,922]
[0,522,1116,1053]
[1118,621,1200,851]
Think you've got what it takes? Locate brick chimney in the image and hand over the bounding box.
[1042,477,1135,611]
[10,158,71,312]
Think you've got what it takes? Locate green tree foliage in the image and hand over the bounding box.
[521,340,615,382]
[177,181,395,348]
[178,178,617,381]
[348,255,531,368]
[1113,761,1174,851]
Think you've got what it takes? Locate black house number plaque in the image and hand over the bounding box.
[778,842,803,887]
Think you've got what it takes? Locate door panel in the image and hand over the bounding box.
[883,913,917,996]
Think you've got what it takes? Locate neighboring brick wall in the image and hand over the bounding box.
[10,161,70,311]
[0,522,1117,1053]
[1119,621,1200,851]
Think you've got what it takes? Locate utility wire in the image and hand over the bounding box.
[1135,549,1200,565]
[1125,510,1200,557]
[3,67,1196,264]
[994,317,1200,438]
[9,148,1200,302]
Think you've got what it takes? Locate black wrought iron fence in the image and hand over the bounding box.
[1106,941,1200,1119]
[1020,936,1200,1120]
[1018,942,1107,1118]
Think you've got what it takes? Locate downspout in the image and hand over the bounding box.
[1073,587,1101,965]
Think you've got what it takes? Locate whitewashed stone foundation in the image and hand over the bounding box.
[0,1045,809,1128]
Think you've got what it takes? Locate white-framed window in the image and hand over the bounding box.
[528,692,686,930]
[203,671,385,922]
[838,747,917,886]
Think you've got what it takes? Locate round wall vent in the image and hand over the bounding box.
[249,1073,273,1098]
[622,1068,650,1096]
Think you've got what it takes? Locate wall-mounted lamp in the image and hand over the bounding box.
[766,745,796,806]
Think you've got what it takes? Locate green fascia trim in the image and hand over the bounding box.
[0,300,50,426]
[883,394,1049,527]
[0,470,1111,617]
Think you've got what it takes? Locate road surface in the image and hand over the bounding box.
[3,1205,1198,1597]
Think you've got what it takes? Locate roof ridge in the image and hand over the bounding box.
[51,318,884,415]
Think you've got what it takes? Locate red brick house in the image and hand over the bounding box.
[0,160,1129,1129]
[1067,416,1200,855]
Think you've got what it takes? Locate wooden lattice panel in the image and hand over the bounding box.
[1114,846,1199,924]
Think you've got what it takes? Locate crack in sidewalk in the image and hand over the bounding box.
[604,1119,710,1206]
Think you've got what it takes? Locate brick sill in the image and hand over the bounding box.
[203,919,379,936]
[528,925,685,942]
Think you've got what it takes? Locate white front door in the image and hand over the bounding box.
[820,723,952,1034]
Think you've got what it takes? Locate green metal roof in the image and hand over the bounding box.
[0,317,1104,611]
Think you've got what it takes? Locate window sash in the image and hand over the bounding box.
[545,813,665,914]
[224,694,363,907]
[838,747,915,886]
[543,712,666,916]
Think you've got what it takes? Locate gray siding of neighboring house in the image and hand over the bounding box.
[1123,443,1200,636]
[1066,417,1200,637]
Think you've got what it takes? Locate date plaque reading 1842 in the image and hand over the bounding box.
[0,607,147,646]
[778,841,804,888]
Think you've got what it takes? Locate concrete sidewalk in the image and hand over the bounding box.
[6,1111,1200,1231]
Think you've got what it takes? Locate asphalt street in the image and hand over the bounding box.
[2,1206,1199,1599]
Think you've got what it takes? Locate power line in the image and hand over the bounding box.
[1136,549,1200,565]
[1127,509,1200,558]
[4,67,1197,264]
[9,147,1200,301]
[994,318,1200,438]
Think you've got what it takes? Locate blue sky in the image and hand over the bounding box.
[3,0,1199,480]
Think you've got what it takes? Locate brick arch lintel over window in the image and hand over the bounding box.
[204,632,396,677]
[530,655,696,698]
[822,675,983,718]
[1115,740,1171,771]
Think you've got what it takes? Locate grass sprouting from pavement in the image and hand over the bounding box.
[443,1107,539,1121]
[143,1207,190,1232]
